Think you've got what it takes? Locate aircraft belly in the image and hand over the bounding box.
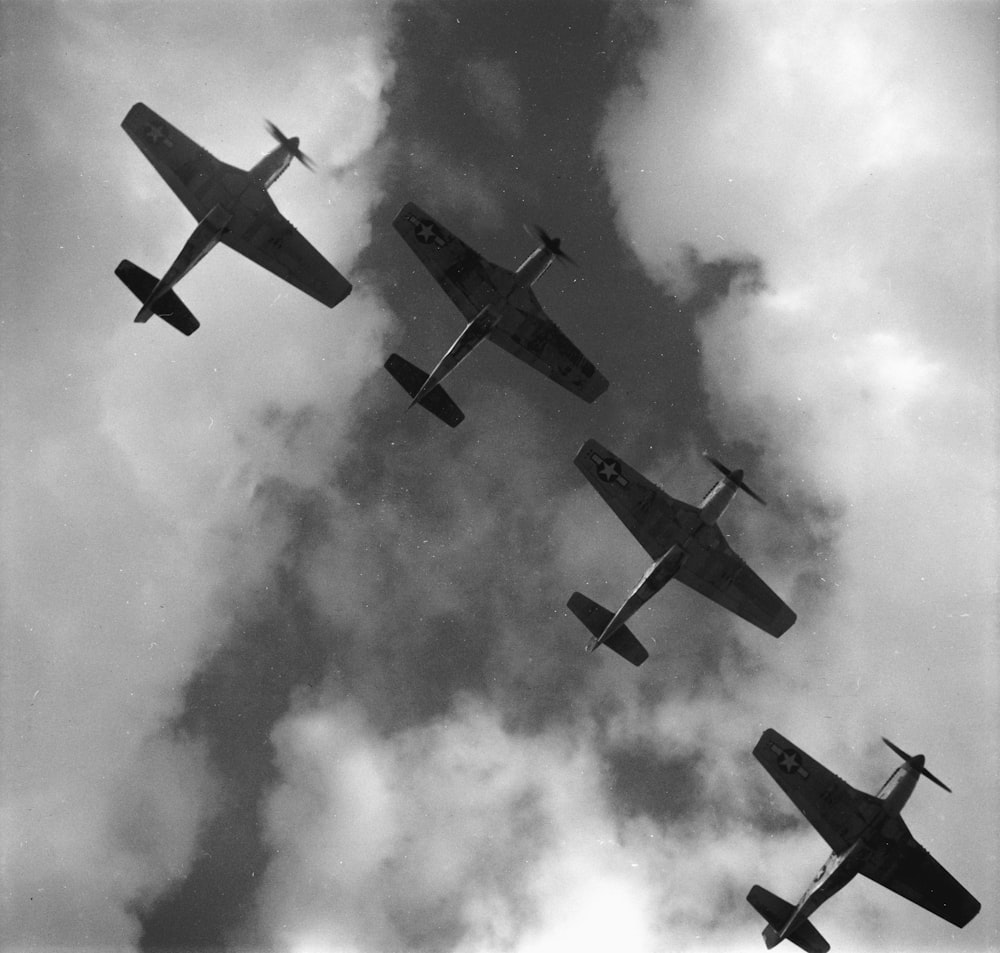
[794,847,862,926]
[680,548,737,588]
[227,204,267,242]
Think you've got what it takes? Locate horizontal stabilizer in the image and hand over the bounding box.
[384,353,464,427]
[115,260,200,335]
[567,592,648,666]
[747,886,829,953]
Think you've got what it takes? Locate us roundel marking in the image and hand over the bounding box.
[415,220,443,245]
[590,453,628,488]
[598,459,620,482]
[772,745,809,779]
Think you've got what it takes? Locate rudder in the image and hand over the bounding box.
[566,592,648,666]
[115,260,200,335]
[384,353,464,428]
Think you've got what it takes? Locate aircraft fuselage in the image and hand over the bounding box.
[594,474,742,646]
[775,760,923,944]
[406,243,559,408]
[698,474,741,525]
[135,142,295,322]
[513,246,557,288]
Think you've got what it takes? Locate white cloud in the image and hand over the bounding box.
[261,695,767,953]
[598,1,997,949]
[0,2,398,947]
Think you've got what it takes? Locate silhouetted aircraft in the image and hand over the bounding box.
[116,103,351,334]
[384,202,608,426]
[748,730,980,952]
[568,440,795,665]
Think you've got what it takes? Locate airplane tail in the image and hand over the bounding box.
[384,353,464,428]
[747,886,829,953]
[566,592,648,666]
[115,260,200,336]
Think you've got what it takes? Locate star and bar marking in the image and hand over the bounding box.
[410,217,446,247]
[770,742,810,779]
[145,123,174,148]
[591,453,628,488]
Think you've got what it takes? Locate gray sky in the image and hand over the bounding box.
[1,2,997,952]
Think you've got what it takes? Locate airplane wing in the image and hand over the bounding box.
[860,819,981,928]
[754,729,882,854]
[675,532,797,637]
[393,202,505,322]
[122,102,242,221]
[221,196,352,308]
[491,287,609,402]
[574,438,699,560]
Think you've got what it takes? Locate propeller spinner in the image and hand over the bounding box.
[704,454,767,506]
[265,120,315,171]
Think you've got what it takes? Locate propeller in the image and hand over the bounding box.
[524,224,576,266]
[265,120,315,171]
[704,454,767,506]
[882,737,952,792]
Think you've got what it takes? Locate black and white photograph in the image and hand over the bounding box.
[1,2,997,951]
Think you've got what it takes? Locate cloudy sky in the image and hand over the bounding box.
[1,2,996,952]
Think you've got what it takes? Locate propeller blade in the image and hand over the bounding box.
[882,737,913,761]
[704,454,767,506]
[921,767,952,793]
[265,119,315,171]
[705,455,734,479]
[524,223,576,266]
[882,737,952,792]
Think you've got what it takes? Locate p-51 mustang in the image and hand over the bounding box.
[748,729,980,952]
[384,202,609,426]
[567,439,796,665]
[116,103,351,335]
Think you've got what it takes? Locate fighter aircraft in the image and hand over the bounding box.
[116,103,351,334]
[748,729,981,952]
[566,439,796,665]
[384,202,609,426]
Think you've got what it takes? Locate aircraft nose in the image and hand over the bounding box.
[912,753,926,769]
[729,468,744,484]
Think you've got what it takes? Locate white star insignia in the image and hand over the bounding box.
[592,454,628,487]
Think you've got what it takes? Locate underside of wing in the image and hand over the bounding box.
[675,535,796,637]
[393,202,504,321]
[754,729,880,854]
[861,821,981,928]
[491,288,608,402]
[574,438,697,560]
[122,102,244,222]
[221,196,351,308]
